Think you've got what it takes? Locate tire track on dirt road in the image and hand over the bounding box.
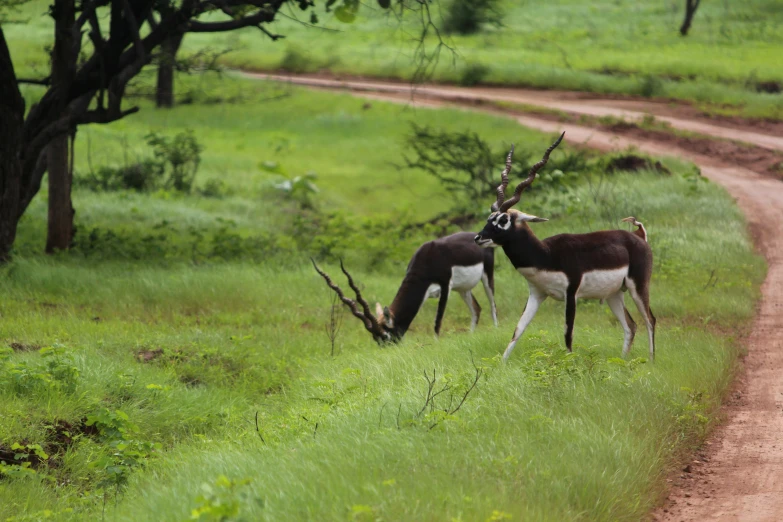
[251,73,783,153]
[255,73,783,521]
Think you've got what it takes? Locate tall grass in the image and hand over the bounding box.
[0,82,764,520]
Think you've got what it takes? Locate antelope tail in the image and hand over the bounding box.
[621,216,647,243]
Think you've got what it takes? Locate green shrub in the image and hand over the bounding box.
[0,345,80,396]
[443,0,502,35]
[146,130,203,193]
[75,131,203,193]
[639,74,664,98]
[76,160,164,192]
[458,63,491,86]
[279,46,313,73]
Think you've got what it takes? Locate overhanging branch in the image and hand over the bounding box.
[76,105,139,124]
[17,77,51,86]
[187,9,274,32]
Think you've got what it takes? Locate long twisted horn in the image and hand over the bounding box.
[499,132,565,213]
[339,259,383,333]
[311,258,386,341]
[492,144,515,212]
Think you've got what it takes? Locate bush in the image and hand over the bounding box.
[401,124,590,208]
[197,179,231,199]
[458,63,491,86]
[76,160,164,192]
[639,74,664,98]
[146,130,203,193]
[443,0,502,35]
[75,130,203,193]
[279,46,313,73]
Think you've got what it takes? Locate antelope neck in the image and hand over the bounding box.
[388,274,431,335]
[502,225,550,269]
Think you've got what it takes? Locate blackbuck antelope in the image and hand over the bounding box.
[474,133,656,361]
[311,232,498,343]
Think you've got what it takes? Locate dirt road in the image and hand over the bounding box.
[254,73,783,152]
[255,73,783,521]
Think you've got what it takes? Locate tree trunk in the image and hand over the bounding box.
[45,0,76,253]
[0,28,26,263]
[680,0,701,36]
[45,134,75,252]
[156,32,184,108]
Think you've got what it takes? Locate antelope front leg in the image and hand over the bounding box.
[564,287,578,352]
[433,284,450,337]
[503,287,546,361]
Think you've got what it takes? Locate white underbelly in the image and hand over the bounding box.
[425,263,484,299]
[517,267,628,301]
[450,263,484,292]
[577,267,628,299]
[518,267,568,300]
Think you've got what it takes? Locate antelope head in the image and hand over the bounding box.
[475,132,565,248]
[311,258,397,344]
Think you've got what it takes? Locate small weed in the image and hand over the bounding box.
[189,475,260,521]
[0,345,80,395]
[86,409,161,499]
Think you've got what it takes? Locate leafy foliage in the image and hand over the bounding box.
[458,63,492,86]
[75,130,203,193]
[189,475,259,521]
[146,130,203,193]
[402,124,589,209]
[262,160,321,210]
[86,409,161,494]
[443,0,503,35]
[0,345,80,395]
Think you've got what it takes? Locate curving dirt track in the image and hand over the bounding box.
[253,73,783,521]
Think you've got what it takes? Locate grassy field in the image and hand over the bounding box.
[4,0,783,120]
[0,74,766,520]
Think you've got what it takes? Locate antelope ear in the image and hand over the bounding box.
[375,302,384,317]
[383,306,393,326]
[515,212,548,223]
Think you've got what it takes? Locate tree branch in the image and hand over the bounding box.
[76,105,139,124]
[17,77,51,86]
[121,0,145,65]
[187,10,274,33]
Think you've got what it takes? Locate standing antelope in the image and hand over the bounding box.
[311,232,498,343]
[474,133,656,361]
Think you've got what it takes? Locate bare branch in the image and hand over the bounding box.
[17,77,51,86]
[188,10,274,33]
[76,106,139,125]
[121,0,145,65]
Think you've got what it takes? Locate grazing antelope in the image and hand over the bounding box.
[311,232,498,343]
[474,133,656,361]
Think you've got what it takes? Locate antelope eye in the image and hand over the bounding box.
[498,216,508,226]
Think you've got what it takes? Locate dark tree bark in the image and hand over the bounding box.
[680,0,701,36]
[0,27,26,263]
[46,0,77,253]
[155,32,184,108]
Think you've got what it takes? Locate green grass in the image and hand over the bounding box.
[4,0,783,120]
[0,77,765,520]
[187,0,783,119]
